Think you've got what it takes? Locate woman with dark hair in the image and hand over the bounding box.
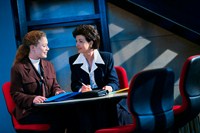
[11,30,66,133]
[69,25,132,133]
[70,25,118,93]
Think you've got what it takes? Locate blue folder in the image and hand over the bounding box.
[44,92,81,103]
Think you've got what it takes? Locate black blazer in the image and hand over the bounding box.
[69,51,119,92]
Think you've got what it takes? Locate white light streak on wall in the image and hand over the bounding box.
[114,36,151,66]
[143,49,178,70]
[109,23,124,38]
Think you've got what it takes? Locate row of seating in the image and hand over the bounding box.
[2,55,200,132]
[96,55,200,133]
[96,66,174,133]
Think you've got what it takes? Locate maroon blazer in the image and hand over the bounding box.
[10,58,62,120]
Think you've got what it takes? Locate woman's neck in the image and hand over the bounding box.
[29,53,39,60]
[83,49,94,66]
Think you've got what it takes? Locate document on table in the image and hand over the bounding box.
[44,92,81,102]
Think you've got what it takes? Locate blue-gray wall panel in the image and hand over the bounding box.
[0,0,17,132]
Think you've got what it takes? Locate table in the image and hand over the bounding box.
[34,92,128,133]
[34,92,128,106]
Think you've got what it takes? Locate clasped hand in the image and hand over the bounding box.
[33,96,46,103]
[81,84,92,92]
[33,90,65,103]
[80,84,113,93]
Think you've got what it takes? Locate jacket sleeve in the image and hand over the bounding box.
[104,53,119,91]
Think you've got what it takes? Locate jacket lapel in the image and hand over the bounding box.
[23,60,41,82]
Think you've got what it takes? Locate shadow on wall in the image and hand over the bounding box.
[107,3,200,81]
[107,3,200,104]
[47,46,77,91]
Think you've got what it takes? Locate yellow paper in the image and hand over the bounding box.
[110,88,129,94]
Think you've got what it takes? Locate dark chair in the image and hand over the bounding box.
[173,55,200,129]
[2,82,50,132]
[95,68,175,133]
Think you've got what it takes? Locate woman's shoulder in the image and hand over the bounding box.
[41,59,53,67]
[69,53,79,61]
[70,53,79,58]
[99,51,113,58]
[11,59,30,74]
[12,62,22,70]
[12,58,29,69]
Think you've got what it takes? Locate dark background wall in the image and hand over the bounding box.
[129,0,200,34]
[109,0,200,45]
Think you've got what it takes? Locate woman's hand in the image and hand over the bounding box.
[33,96,46,103]
[81,84,92,92]
[55,90,65,95]
[102,86,113,92]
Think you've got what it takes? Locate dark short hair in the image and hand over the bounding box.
[72,25,100,49]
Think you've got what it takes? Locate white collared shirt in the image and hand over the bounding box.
[73,49,105,89]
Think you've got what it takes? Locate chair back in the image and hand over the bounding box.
[173,55,200,127]
[128,68,175,132]
[2,82,15,114]
[2,82,50,131]
[114,66,129,89]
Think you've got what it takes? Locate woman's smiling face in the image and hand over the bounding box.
[75,35,91,54]
[32,36,49,59]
